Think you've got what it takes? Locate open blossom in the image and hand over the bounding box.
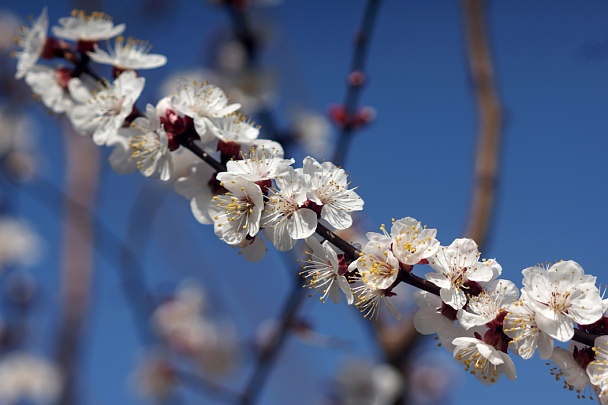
[119,104,173,181]
[25,66,74,114]
[452,337,516,385]
[300,236,353,305]
[349,236,399,290]
[386,217,439,266]
[170,80,240,140]
[209,175,264,245]
[205,114,259,145]
[14,8,48,79]
[302,156,363,230]
[426,238,498,310]
[459,279,519,329]
[521,260,603,342]
[503,298,554,360]
[550,345,595,397]
[587,336,608,404]
[217,145,293,184]
[52,10,125,42]
[88,36,167,70]
[261,167,317,252]
[352,283,400,321]
[69,70,145,145]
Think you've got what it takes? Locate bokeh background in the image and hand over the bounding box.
[1,0,608,404]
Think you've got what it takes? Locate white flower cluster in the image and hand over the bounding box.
[14,7,608,401]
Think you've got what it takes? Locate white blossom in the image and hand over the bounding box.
[386,217,440,266]
[14,8,48,79]
[550,346,594,397]
[503,298,554,360]
[426,238,497,310]
[205,114,259,145]
[349,236,399,290]
[52,10,125,42]
[261,167,317,252]
[88,36,167,70]
[302,156,363,230]
[0,218,41,269]
[459,279,519,329]
[119,104,173,181]
[170,80,240,140]
[300,236,353,305]
[452,337,516,385]
[521,260,603,342]
[209,175,264,245]
[587,335,608,404]
[217,145,293,184]
[70,70,145,145]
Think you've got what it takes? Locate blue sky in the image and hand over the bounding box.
[3,0,608,404]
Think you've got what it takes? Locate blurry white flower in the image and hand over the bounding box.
[88,36,166,70]
[408,352,459,405]
[25,66,75,114]
[291,110,332,157]
[52,10,125,42]
[334,360,402,405]
[13,8,48,79]
[0,218,41,269]
[0,353,63,404]
[159,67,274,116]
[132,349,175,401]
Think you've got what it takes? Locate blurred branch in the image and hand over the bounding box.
[332,0,382,165]
[461,0,503,250]
[55,127,99,405]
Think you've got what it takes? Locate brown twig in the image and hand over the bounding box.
[462,0,503,250]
